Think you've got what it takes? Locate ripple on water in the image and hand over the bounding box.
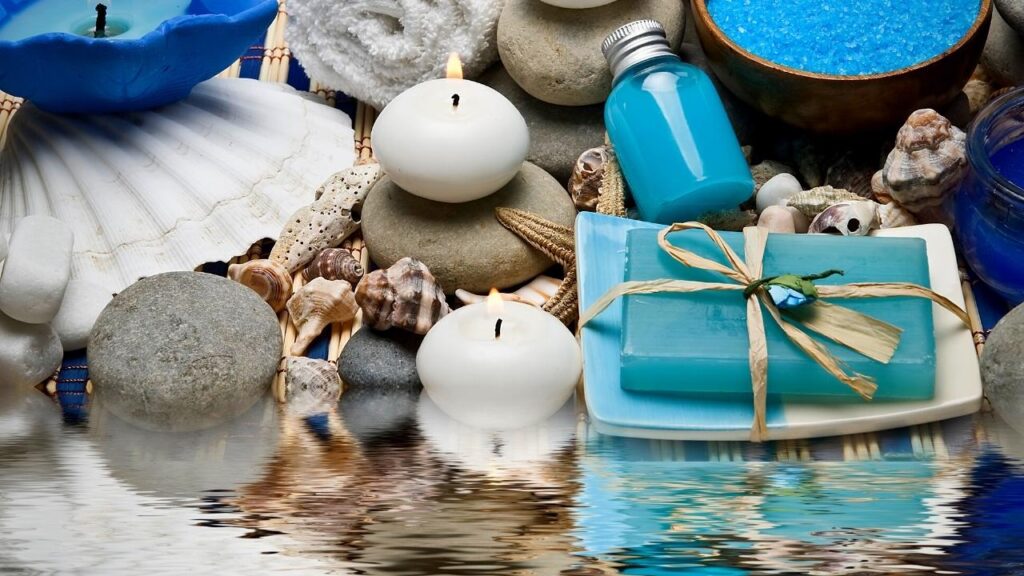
[2,385,1024,575]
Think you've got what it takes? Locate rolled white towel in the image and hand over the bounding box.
[287,0,504,109]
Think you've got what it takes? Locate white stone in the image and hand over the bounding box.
[0,314,63,388]
[787,206,810,233]
[51,280,114,351]
[755,173,802,213]
[0,215,74,324]
[757,205,797,234]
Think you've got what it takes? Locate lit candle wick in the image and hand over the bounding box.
[451,93,460,110]
[494,318,503,339]
[94,3,107,38]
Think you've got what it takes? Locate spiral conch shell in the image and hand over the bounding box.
[880,109,967,214]
[230,164,381,310]
[287,277,359,355]
[808,201,879,236]
[785,186,863,219]
[284,357,342,417]
[227,259,292,312]
[302,248,364,284]
[355,257,450,335]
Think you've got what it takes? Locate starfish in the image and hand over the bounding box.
[494,207,578,326]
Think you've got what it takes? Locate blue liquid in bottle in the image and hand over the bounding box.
[603,20,753,224]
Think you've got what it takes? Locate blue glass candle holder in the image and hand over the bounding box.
[956,86,1024,306]
[0,0,278,113]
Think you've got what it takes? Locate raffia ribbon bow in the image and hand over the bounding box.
[579,223,970,442]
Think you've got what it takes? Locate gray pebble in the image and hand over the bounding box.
[89,272,281,432]
[982,303,1024,429]
[982,7,1024,87]
[480,65,605,184]
[497,0,684,106]
[362,162,578,293]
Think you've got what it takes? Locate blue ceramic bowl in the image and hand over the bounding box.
[0,0,278,113]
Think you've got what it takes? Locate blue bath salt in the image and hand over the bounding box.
[708,0,981,75]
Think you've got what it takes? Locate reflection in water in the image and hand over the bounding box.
[2,385,1024,575]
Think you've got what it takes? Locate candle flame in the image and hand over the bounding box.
[487,288,504,316]
[446,52,464,80]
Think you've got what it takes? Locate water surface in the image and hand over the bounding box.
[2,386,1024,575]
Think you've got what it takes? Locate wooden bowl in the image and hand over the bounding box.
[691,0,993,133]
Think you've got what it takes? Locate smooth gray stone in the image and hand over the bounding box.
[481,65,605,185]
[497,0,684,106]
[89,272,281,432]
[338,328,423,392]
[338,328,422,441]
[982,7,1024,87]
[982,303,1024,433]
[362,161,577,293]
[997,0,1024,38]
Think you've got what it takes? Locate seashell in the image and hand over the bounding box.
[870,170,892,203]
[877,202,918,229]
[287,277,359,355]
[755,173,802,213]
[964,78,994,116]
[302,248,364,285]
[757,205,797,234]
[568,145,627,216]
[568,146,608,212]
[808,201,879,236]
[881,109,967,214]
[825,152,875,199]
[0,78,355,291]
[455,275,562,307]
[696,209,757,231]
[785,186,864,219]
[355,257,451,335]
[750,159,795,193]
[270,163,382,274]
[284,357,342,418]
[227,259,293,312]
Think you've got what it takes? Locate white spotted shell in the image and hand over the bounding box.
[808,201,879,236]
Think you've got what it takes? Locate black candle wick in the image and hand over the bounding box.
[95,4,107,38]
[451,93,460,108]
[494,318,503,339]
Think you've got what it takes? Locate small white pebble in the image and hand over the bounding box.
[0,215,74,324]
[756,173,802,213]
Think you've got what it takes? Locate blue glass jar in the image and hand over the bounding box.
[956,87,1024,306]
[602,20,753,224]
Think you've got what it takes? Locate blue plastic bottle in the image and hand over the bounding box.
[602,20,753,224]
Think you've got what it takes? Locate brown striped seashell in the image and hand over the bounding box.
[881,109,967,215]
[287,278,359,355]
[568,146,607,212]
[808,201,879,236]
[270,163,381,274]
[302,248,364,285]
[355,257,450,335]
[227,258,292,312]
[284,356,342,417]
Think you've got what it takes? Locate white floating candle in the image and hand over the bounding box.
[416,292,581,430]
[371,54,529,203]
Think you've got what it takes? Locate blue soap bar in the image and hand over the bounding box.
[621,229,935,401]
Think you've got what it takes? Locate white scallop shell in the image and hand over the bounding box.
[0,78,355,291]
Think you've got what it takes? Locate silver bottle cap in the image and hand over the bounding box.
[602,20,675,82]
